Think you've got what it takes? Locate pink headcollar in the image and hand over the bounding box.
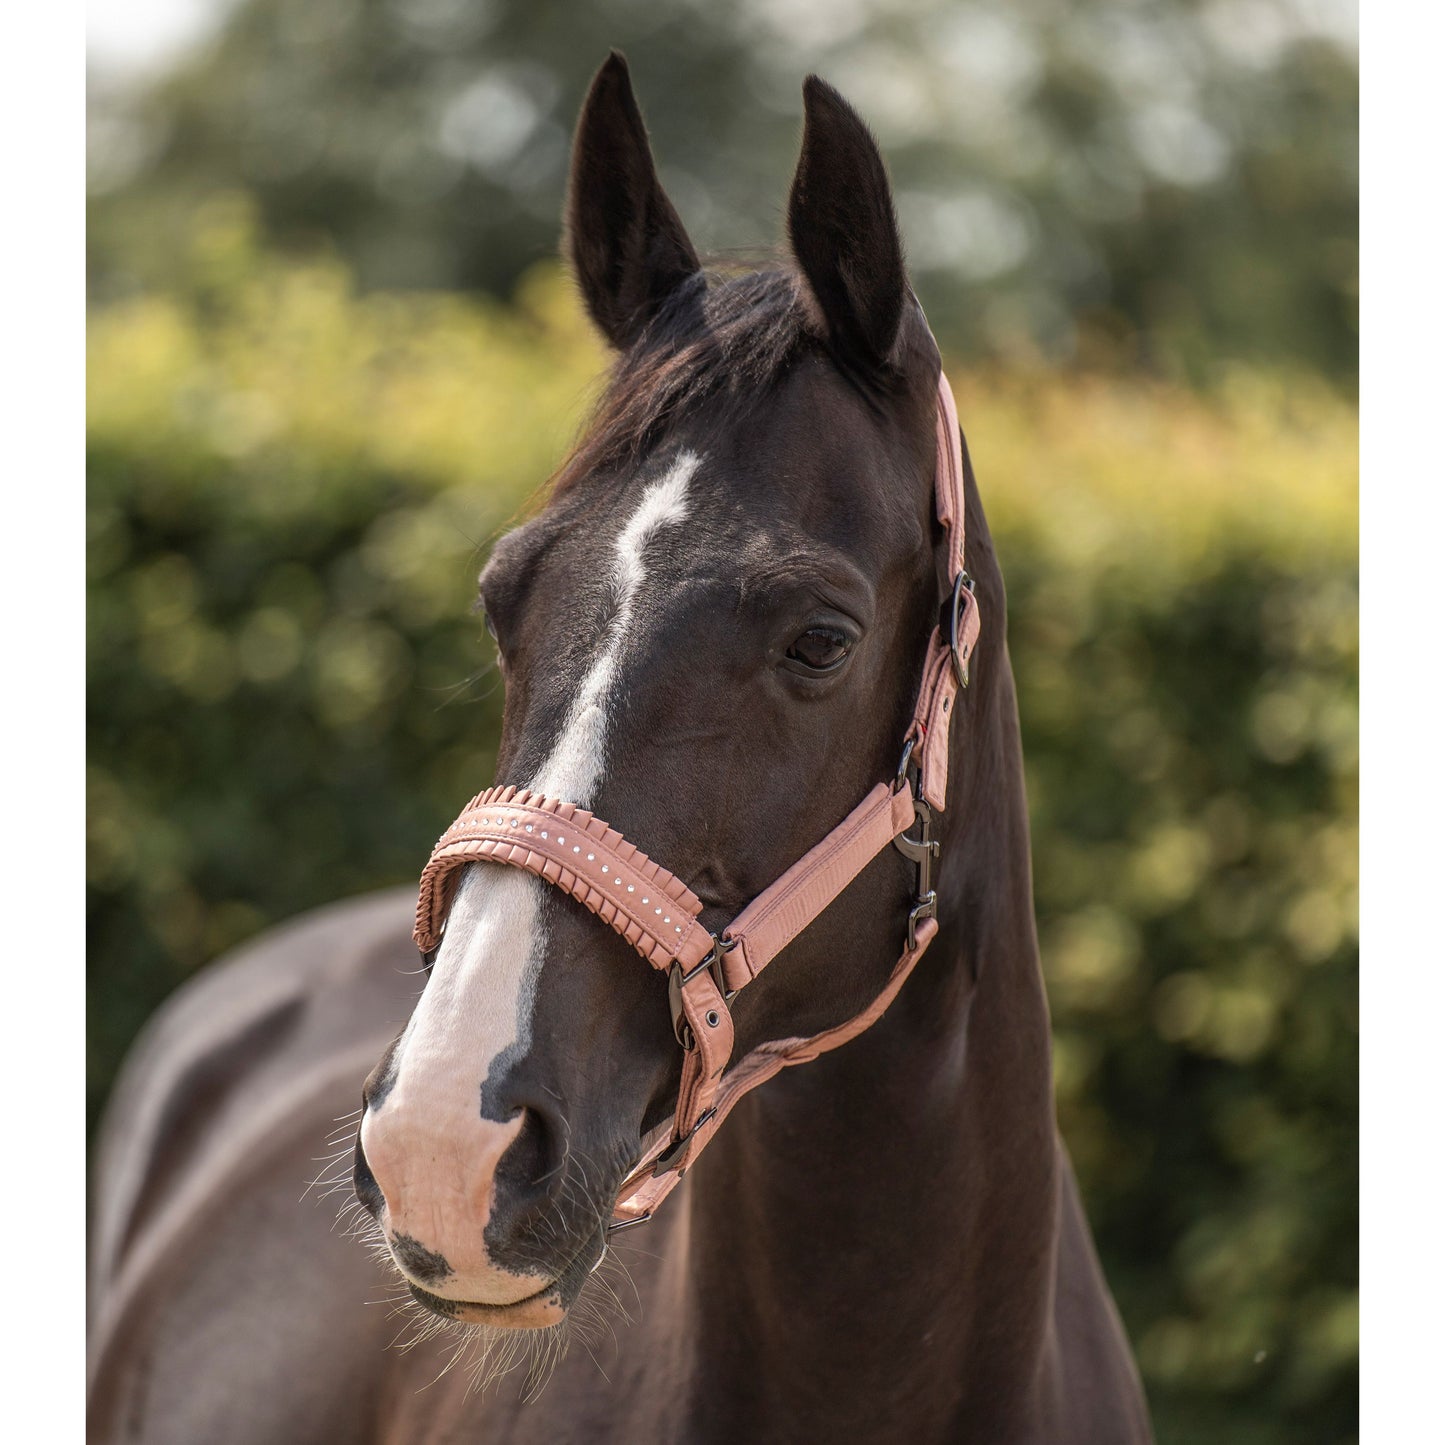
[414,370,981,1230]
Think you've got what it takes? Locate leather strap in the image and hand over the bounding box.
[412,369,981,1228]
[719,782,917,989]
[905,368,977,812]
[933,365,967,578]
[611,914,941,1223]
[415,785,715,973]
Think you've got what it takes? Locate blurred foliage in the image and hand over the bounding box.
[981,376,1357,1442]
[87,207,1356,1443]
[88,0,1357,384]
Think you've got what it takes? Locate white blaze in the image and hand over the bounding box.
[532,453,697,801]
[403,452,700,1093]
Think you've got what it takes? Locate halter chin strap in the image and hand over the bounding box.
[413,370,981,1230]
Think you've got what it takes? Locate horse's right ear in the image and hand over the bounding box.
[564,52,702,350]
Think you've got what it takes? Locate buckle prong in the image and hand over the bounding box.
[652,1106,717,1176]
[607,1211,653,1235]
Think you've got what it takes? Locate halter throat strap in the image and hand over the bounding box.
[413,369,980,1229]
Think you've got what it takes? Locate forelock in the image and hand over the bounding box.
[553,264,810,493]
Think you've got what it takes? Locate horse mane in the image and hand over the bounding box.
[552,261,810,493]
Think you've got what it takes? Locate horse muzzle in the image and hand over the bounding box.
[356,1081,590,1322]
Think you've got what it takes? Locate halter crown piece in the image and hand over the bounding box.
[413,369,981,1231]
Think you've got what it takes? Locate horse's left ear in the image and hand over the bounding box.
[564,52,702,350]
[787,76,907,370]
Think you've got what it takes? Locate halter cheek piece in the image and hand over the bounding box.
[413,370,981,1232]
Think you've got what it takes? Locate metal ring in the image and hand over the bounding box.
[948,570,975,689]
[893,735,917,794]
[669,936,737,1050]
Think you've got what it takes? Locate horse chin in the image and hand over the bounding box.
[403,1231,606,1330]
[405,1279,568,1330]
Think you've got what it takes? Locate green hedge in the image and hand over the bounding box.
[88,208,1357,1443]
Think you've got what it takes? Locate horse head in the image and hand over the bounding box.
[355,54,954,1329]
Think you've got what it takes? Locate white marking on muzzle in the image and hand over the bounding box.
[362,452,698,1295]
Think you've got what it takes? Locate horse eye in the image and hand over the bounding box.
[482,610,498,642]
[786,627,851,674]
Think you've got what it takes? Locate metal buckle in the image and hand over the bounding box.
[606,1211,653,1236]
[892,787,940,952]
[906,891,938,952]
[652,1106,717,1176]
[893,735,918,795]
[947,570,976,688]
[667,936,737,1050]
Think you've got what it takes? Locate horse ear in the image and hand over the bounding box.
[787,76,907,369]
[564,52,702,350]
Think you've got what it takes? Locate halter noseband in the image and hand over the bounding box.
[413,370,981,1231]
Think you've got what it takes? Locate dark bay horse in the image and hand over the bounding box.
[89,57,1153,1444]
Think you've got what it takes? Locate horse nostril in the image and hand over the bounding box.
[484,1091,568,1196]
[352,1132,383,1218]
[512,1105,562,1190]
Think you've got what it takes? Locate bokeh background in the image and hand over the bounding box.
[87,2,1358,1441]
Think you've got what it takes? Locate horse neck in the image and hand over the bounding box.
[668,509,1062,1438]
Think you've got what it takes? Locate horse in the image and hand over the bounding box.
[88,56,1154,1444]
